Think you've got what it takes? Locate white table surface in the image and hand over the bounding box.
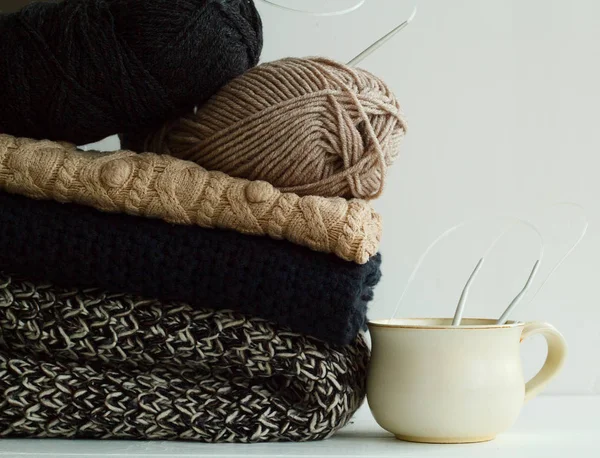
[0,396,597,457]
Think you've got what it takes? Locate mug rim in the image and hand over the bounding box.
[368,317,523,330]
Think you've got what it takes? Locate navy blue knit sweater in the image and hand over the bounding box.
[0,192,381,344]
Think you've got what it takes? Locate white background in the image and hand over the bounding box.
[94,0,599,395]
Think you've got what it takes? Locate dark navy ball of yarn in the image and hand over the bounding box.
[0,0,263,145]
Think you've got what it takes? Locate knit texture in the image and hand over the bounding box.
[0,192,381,345]
[0,134,381,264]
[0,273,368,442]
[123,57,407,199]
[0,0,263,145]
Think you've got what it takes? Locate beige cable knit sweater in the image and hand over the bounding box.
[0,135,381,263]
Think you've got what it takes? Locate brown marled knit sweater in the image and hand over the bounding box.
[0,134,381,263]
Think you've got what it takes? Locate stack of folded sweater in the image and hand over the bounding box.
[0,0,404,444]
[0,135,382,442]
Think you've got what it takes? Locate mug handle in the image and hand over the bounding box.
[520,322,568,402]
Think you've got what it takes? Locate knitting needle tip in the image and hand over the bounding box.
[452,258,484,327]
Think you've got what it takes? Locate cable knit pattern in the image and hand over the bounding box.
[0,273,368,442]
[0,134,381,263]
[0,192,381,345]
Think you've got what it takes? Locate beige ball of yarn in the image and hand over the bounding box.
[131,57,407,199]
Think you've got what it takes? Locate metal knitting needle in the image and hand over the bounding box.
[347,4,418,66]
[496,260,540,325]
[452,258,484,326]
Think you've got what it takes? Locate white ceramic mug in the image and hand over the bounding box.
[367,318,567,444]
